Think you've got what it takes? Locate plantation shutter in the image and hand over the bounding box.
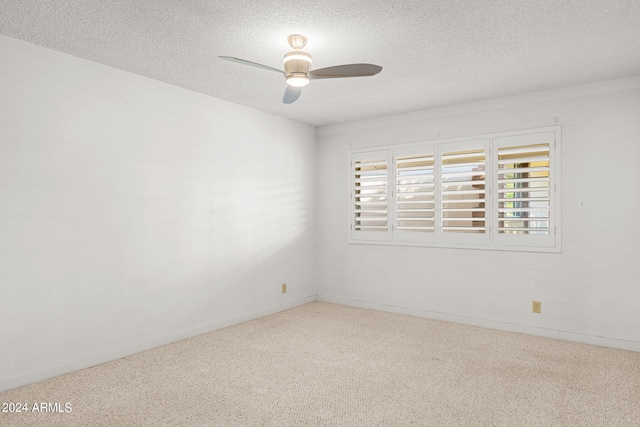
[494,131,556,248]
[349,126,560,252]
[351,150,391,241]
[393,146,436,243]
[438,139,491,245]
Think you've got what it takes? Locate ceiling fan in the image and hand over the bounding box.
[219,34,382,104]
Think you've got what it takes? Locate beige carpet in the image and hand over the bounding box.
[1,301,639,426]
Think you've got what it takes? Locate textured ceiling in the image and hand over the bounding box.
[1,0,639,127]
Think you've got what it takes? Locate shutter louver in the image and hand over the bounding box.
[441,148,486,233]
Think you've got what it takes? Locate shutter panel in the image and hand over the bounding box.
[351,150,391,242]
[494,131,556,248]
[439,139,491,245]
[497,144,550,234]
[394,146,436,243]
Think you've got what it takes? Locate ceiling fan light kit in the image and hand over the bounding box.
[220,34,382,103]
[285,75,310,87]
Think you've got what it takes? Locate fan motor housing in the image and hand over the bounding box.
[283,51,312,77]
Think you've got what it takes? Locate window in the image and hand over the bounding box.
[350,127,561,252]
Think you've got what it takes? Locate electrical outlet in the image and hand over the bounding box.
[532,301,541,314]
[282,283,286,294]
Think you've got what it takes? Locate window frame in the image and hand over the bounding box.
[348,126,561,253]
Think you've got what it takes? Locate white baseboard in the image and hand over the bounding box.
[0,295,317,392]
[317,294,640,352]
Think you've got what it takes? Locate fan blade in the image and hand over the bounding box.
[282,86,302,104]
[309,64,382,79]
[219,56,284,75]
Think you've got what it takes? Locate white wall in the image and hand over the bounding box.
[0,35,317,391]
[316,76,640,351]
